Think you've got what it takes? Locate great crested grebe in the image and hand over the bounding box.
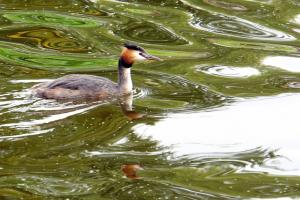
[32,44,160,100]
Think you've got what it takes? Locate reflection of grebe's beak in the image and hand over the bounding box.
[140,52,161,61]
[124,110,145,120]
[121,164,144,179]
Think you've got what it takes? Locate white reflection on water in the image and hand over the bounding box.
[133,93,300,175]
[263,56,300,72]
[0,129,54,141]
[293,14,300,24]
[0,104,99,129]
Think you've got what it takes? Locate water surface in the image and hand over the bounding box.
[1,0,300,199]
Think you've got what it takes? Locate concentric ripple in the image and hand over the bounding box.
[5,28,91,53]
[191,15,295,41]
[114,21,188,45]
[196,65,260,78]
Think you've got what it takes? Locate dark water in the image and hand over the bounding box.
[1,0,300,199]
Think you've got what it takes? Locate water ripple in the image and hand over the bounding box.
[208,38,298,53]
[2,11,102,27]
[0,71,226,138]
[196,65,260,78]
[5,27,91,53]
[0,0,300,199]
[0,175,93,196]
[114,21,188,45]
[203,0,248,11]
[0,41,115,70]
[191,15,295,41]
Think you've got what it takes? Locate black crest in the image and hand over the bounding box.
[124,43,145,52]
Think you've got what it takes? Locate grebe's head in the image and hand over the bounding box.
[120,43,161,66]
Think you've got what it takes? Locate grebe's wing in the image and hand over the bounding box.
[46,74,117,92]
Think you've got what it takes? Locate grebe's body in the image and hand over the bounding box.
[32,44,160,100]
[32,74,118,99]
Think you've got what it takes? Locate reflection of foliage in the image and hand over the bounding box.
[0,41,117,70]
[4,27,90,53]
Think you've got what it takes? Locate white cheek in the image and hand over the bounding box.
[134,51,146,61]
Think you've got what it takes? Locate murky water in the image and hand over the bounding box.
[1,0,300,199]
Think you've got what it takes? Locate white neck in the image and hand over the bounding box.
[118,66,133,95]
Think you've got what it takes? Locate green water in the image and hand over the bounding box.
[1,0,300,199]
